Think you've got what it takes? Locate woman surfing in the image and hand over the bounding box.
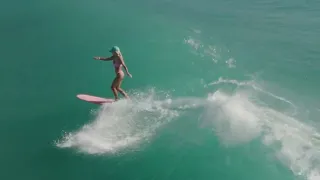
[93,46,132,101]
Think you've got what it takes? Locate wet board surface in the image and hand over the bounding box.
[76,94,114,105]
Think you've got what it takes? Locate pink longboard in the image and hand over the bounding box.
[76,94,114,105]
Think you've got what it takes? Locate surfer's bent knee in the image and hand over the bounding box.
[116,87,123,91]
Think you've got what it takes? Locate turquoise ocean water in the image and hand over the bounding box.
[1,0,320,180]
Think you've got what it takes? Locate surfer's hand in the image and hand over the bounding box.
[93,57,100,60]
[127,73,132,78]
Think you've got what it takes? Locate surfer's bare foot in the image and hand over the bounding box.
[116,88,130,98]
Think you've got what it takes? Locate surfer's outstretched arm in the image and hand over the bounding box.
[93,56,114,61]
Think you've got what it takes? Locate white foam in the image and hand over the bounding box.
[56,90,180,154]
[183,36,230,64]
[209,77,297,114]
[184,36,203,50]
[204,90,262,145]
[203,89,320,180]
[55,79,320,180]
[209,77,253,86]
[226,58,236,68]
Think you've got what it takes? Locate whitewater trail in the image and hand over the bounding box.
[56,90,181,154]
[56,83,320,180]
[206,79,320,180]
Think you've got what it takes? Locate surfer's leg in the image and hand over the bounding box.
[116,84,129,99]
[114,72,129,99]
[111,78,119,101]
